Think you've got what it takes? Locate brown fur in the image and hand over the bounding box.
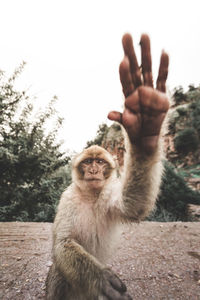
[45,135,164,299]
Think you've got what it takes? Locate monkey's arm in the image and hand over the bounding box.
[108,34,169,221]
[120,133,163,221]
[108,130,163,222]
[53,237,101,291]
[53,237,130,299]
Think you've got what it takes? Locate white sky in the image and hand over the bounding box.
[0,0,200,152]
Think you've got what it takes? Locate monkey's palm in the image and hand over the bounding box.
[108,34,169,154]
[122,86,169,153]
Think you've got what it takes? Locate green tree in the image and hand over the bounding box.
[148,161,200,221]
[0,65,70,222]
[172,86,187,105]
[169,85,200,157]
[86,123,109,147]
[174,128,199,154]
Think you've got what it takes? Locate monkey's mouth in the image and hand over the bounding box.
[86,178,102,181]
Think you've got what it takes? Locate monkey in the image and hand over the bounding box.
[45,33,169,300]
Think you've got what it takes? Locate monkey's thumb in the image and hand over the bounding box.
[107,111,122,124]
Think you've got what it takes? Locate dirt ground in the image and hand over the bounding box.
[0,222,200,300]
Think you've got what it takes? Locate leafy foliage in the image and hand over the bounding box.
[172,86,188,105]
[169,85,200,158]
[148,161,200,221]
[0,65,70,222]
[86,123,109,147]
[174,128,199,154]
[178,164,200,179]
[190,99,200,133]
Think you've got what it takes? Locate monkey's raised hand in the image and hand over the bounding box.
[108,34,169,155]
[101,269,132,300]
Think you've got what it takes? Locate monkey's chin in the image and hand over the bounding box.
[86,179,104,191]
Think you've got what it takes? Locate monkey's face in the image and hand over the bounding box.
[79,157,111,190]
[72,145,116,192]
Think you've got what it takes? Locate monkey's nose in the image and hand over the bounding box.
[89,168,98,174]
[89,164,99,174]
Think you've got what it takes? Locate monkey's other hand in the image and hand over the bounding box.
[101,269,132,300]
[108,34,169,155]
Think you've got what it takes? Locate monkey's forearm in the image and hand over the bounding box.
[122,138,163,221]
[54,238,103,293]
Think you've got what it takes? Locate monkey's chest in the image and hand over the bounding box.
[75,206,120,262]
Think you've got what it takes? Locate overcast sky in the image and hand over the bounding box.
[0,0,200,152]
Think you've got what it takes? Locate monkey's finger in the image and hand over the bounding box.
[103,269,127,294]
[122,33,142,88]
[108,272,127,293]
[107,111,122,124]
[156,51,169,93]
[102,283,132,300]
[140,34,153,87]
[119,56,134,98]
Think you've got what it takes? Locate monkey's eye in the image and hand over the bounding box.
[95,158,106,164]
[82,158,93,164]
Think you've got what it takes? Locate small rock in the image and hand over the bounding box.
[46,261,53,267]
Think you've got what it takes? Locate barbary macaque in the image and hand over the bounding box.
[45,33,169,300]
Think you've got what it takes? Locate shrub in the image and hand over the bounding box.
[190,99,200,133]
[176,106,187,116]
[173,86,187,105]
[174,128,199,154]
[148,161,200,221]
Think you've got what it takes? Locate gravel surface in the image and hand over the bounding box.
[0,222,200,300]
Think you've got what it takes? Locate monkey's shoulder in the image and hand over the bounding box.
[57,184,79,207]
